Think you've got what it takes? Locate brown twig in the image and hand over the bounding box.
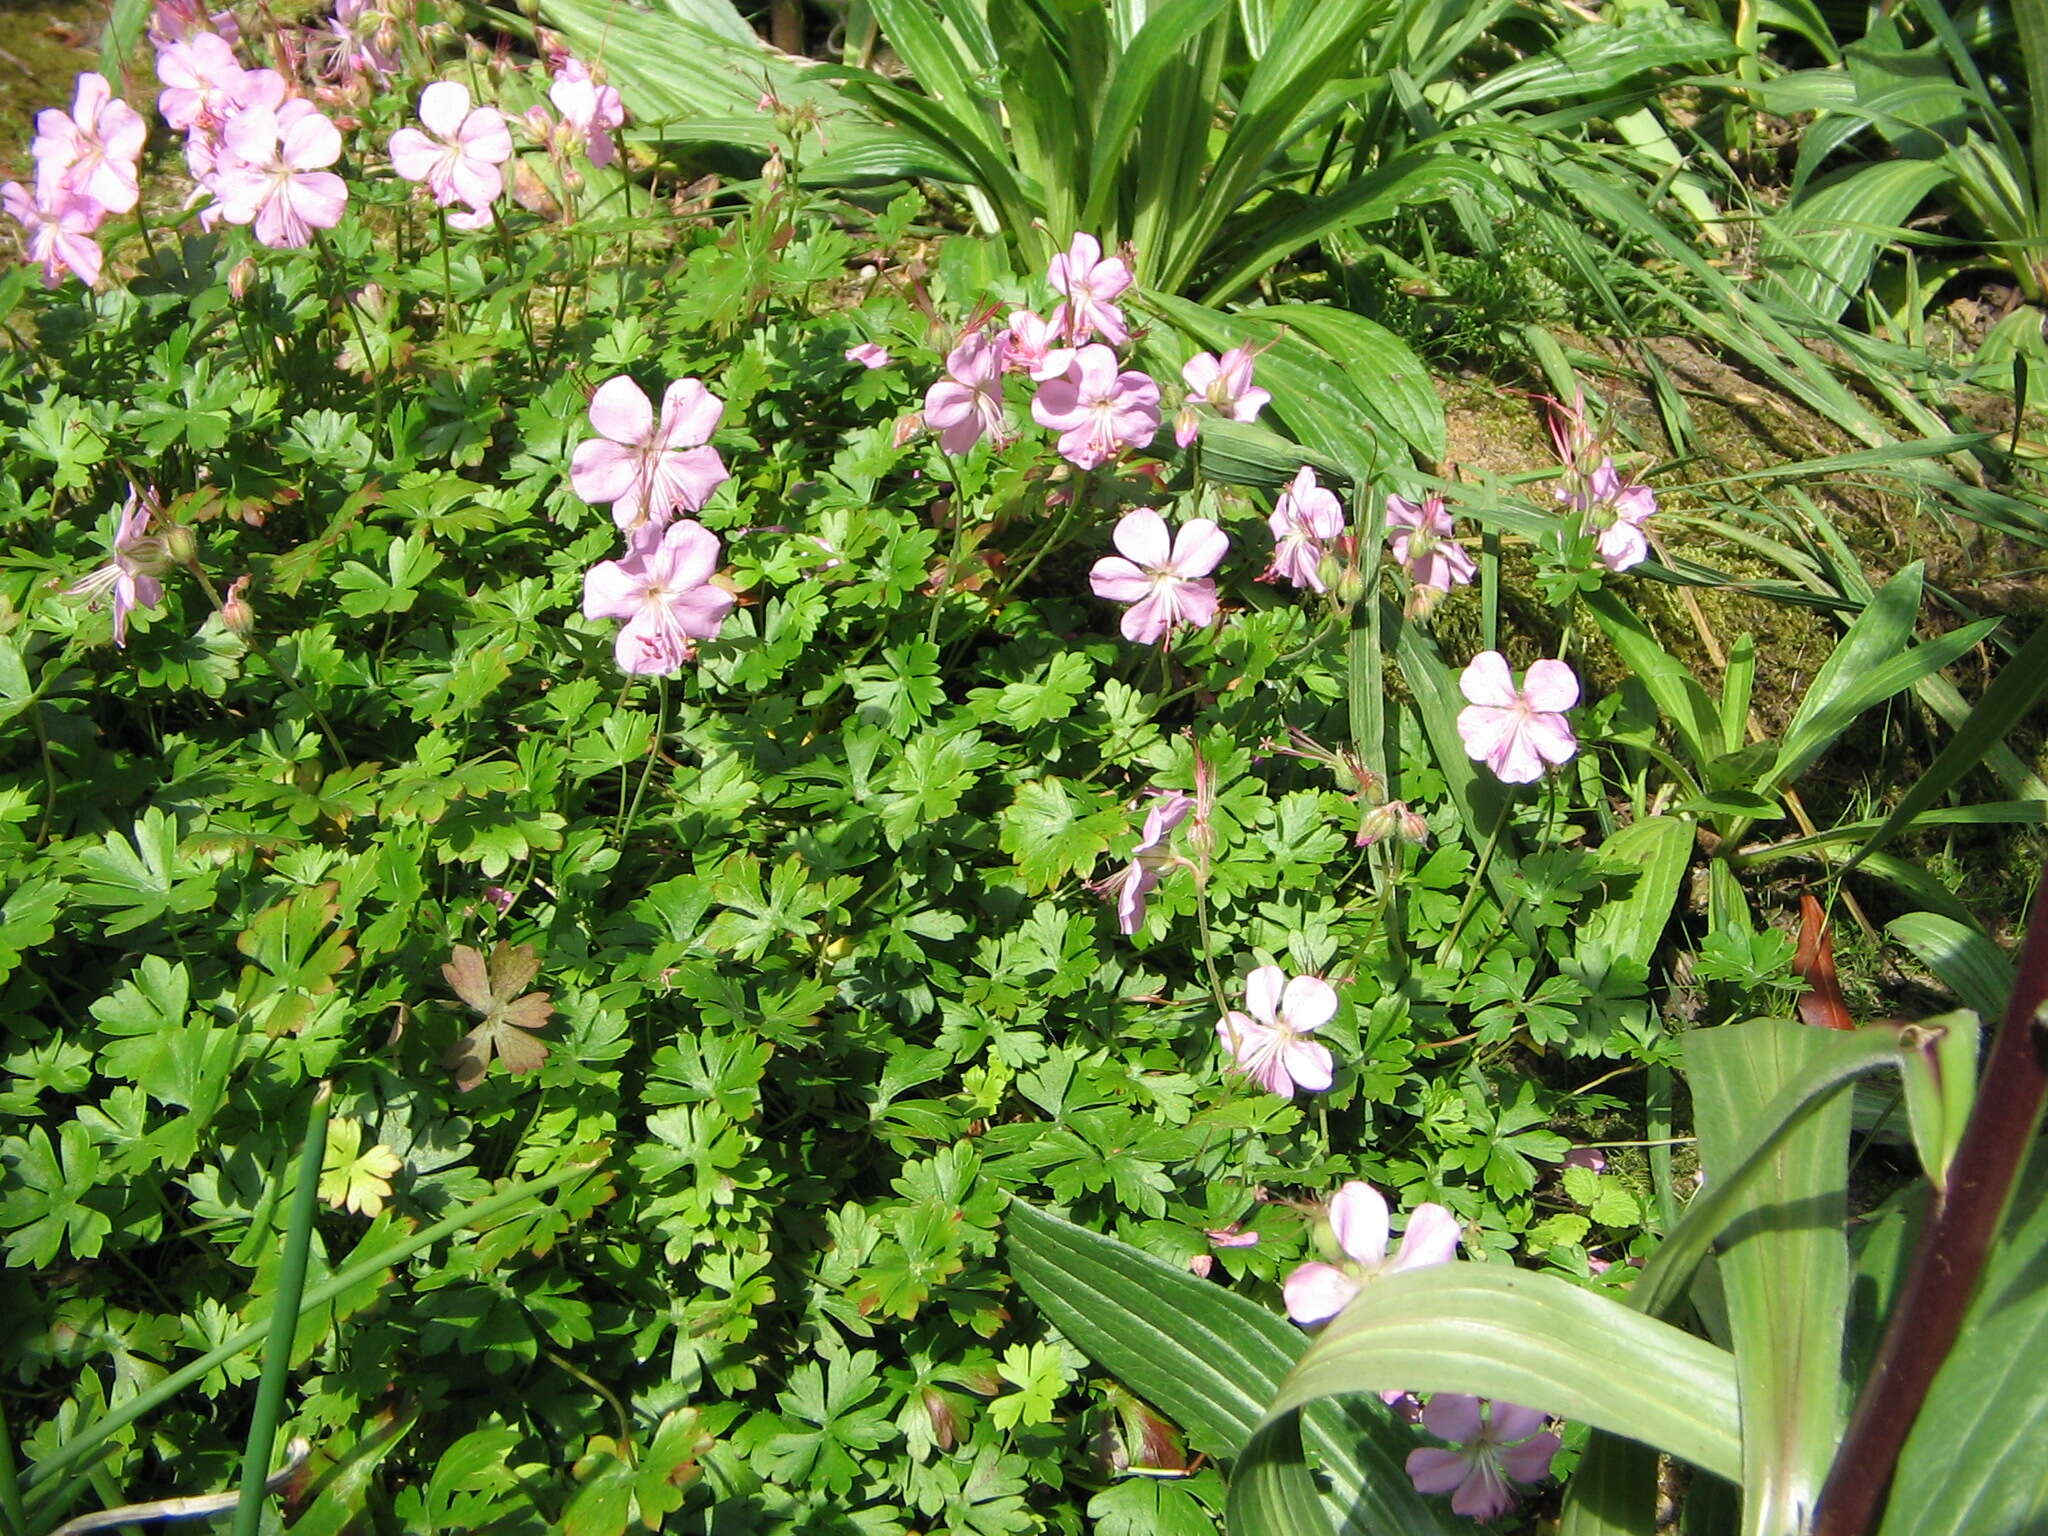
[1811,854,2048,1535]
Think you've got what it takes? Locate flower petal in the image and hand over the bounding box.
[1521,658,1580,712]
[1278,974,1337,1034]
[1282,1262,1358,1325]
[1459,650,1517,709]
[570,437,640,505]
[1389,1202,1462,1272]
[1422,1393,1486,1444]
[588,375,653,444]
[1327,1182,1390,1267]
[1089,556,1151,604]
[1242,965,1287,1027]
[658,377,724,447]
[1111,508,1170,570]
[1500,1430,1562,1485]
[1168,517,1229,579]
[418,80,471,139]
[1405,1448,1474,1496]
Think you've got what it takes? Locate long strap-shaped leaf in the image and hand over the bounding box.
[1265,1266,1744,1482]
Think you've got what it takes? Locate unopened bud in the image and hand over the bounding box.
[162,524,199,565]
[892,413,922,449]
[228,257,256,300]
[510,160,561,219]
[219,574,254,634]
[1331,562,1365,606]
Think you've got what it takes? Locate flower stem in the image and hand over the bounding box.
[230,1082,331,1536]
[181,552,351,767]
[616,674,668,847]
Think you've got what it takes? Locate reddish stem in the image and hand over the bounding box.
[1812,862,2048,1535]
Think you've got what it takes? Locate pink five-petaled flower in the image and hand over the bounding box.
[389,81,513,223]
[1089,508,1226,645]
[1175,346,1269,447]
[571,375,730,532]
[3,177,104,288]
[33,74,146,215]
[922,330,1009,455]
[1406,1396,1562,1522]
[1216,965,1337,1099]
[1573,458,1658,573]
[1264,466,1345,591]
[1456,651,1579,784]
[548,58,625,168]
[1003,309,1071,380]
[1386,492,1477,594]
[211,99,348,248]
[1090,791,1192,935]
[1283,1180,1461,1325]
[1046,231,1131,345]
[156,33,248,133]
[69,487,171,647]
[1031,344,1161,470]
[581,519,736,675]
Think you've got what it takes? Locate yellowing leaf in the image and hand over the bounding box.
[318,1118,404,1217]
[440,941,553,1092]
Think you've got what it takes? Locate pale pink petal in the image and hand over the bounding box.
[655,520,721,590]
[650,446,728,515]
[582,558,643,620]
[1488,719,1548,784]
[1422,1394,1486,1444]
[1405,1448,1474,1496]
[1327,1182,1391,1266]
[1281,1038,1334,1092]
[1119,589,1175,644]
[1168,518,1228,579]
[668,584,735,640]
[1500,1431,1561,1484]
[658,378,724,448]
[1523,712,1578,768]
[447,157,502,212]
[589,375,654,443]
[1166,579,1218,630]
[282,170,346,233]
[1459,651,1518,709]
[279,104,341,170]
[417,80,471,139]
[387,126,439,183]
[570,437,639,504]
[1283,1262,1358,1324]
[1111,508,1171,569]
[1243,964,1287,1027]
[1389,1203,1461,1271]
[457,106,513,163]
[1279,974,1337,1033]
[1521,658,1580,712]
[1488,1403,1548,1442]
[1450,1465,1517,1522]
[1088,556,1152,605]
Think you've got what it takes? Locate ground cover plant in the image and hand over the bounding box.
[0,0,2044,1532]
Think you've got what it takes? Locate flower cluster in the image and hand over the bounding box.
[1549,391,1659,572]
[570,376,737,675]
[67,486,171,646]
[3,73,145,287]
[389,81,511,230]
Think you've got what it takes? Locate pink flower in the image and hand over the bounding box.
[3,177,104,287]
[211,100,348,248]
[1570,459,1658,573]
[1283,1181,1461,1325]
[1089,791,1192,935]
[1264,466,1345,591]
[1031,345,1160,470]
[68,487,170,647]
[1002,309,1070,380]
[571,375,730,532]
[33,74,146,215]
[1386,492,1476,593]
[389,82,513,217]
[1175,346,1268,446]
[156,33,251,133]
[844,342,891,369]
[1455,652,1579,784]
[1089,508,1226,645]
[1216,965,1337,1098]
[922,330,1008,455]
[548,58,625,168]
[315,0,400,88]
[581,519,736,675]
[149,0,239,48]
[1046,231,1131,345]
[1405,1396,1561,1522]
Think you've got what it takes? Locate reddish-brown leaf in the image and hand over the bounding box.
[1792,893,1855,1031]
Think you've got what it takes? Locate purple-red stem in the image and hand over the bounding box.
[1812,859,2048,1535]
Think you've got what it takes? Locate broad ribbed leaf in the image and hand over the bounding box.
[1226,1413,1333,1536]
[1762,161,1956,322]
[1080,0,1233,234]
[1004,1201,1458,1534]
[1578,816,1691,967]
[1268,1265,1743,1482]
[1254,305,1446,462]
[1886,912,2014,1021]
[1688,1020,1854,1536]
[1583,590,1721,768]
[1557,1435,1665,1536]
[1462,15,1732,112]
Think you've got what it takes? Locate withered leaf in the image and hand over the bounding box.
[440,940,553,1092]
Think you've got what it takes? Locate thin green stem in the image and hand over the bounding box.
[22,1159,602,1514]
[0,1399,25,1536]
[616,675,668,847]
[231,1084,332,1536]
[181,554,351,766]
